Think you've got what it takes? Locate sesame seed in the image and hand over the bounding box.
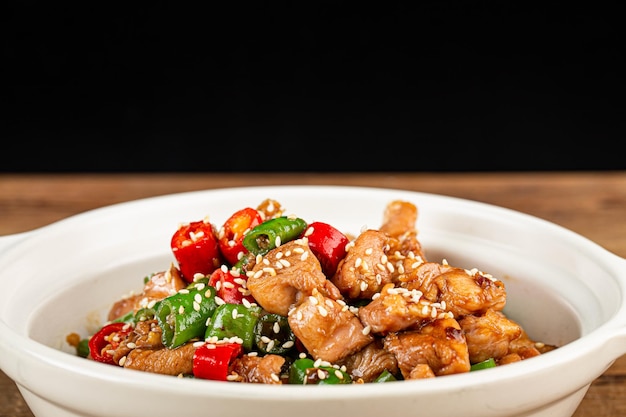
[317,306,328,317]
[178,306,185,314]
[273,322,281,333]
[271,373,280,382]
[282,341,294,348]
[362,325,371,335]
[308,296,318,305]
[119,356,127,366]
[267,340,275,352]
[253,270,263,279]
[275,236,282,247]
[215,296,225,305]
[193,301,201,311]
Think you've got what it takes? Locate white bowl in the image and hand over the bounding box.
[1,185,626,417]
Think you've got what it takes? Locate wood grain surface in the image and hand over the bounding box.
[2,172,626,416]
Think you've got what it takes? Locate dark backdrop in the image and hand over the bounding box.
[4,3,625,172]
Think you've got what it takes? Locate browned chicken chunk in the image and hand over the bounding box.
[458,308,523,363]
[288,288,374,363]
[358,283,451,334]
[231,354,285,384]
[379,200,426,261]
[122,343,196,376]
[336,339,399,383]
[405,264,507,317]
[247,239,331,316]
[383,317,470,379]
[332,229,394,300]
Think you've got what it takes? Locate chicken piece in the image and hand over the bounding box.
[498,328,557,365]
[400,261,453,293]
[288,288,374,363]
[383,317,470,379]
[458,308,523,363]
[332,229,394,300]
[108,263,186,321]
[379,200,426,261]
[336,339,398,383]
[256,198,284,221]
[122,343,196,376]
[247,239,331,316]
[405,264,507,317]
[358,283,451,334]
[231,354,285,384]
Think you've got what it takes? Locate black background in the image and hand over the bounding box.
[3,2,625,172]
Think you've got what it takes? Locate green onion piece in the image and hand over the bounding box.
[374,369,397,382]
[470,357,497,371]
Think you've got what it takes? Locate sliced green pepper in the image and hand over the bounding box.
[288,357,352,385]
[470,357,497,371]
[156,279,218,348]
[205,303,263,351]
[373,369,398,382]
[254,312,296,355]
[242,216,308,256]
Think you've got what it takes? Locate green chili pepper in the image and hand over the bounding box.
[134,303,160,323]
[156,279,218,348]
[242,216,308,256]
[254,312,296,355]
[470,357,497,371]
[288,357,352,385]
[373,369,397,382]
[205,303,263,351]
[75,338,90,358]
[111,309,136,324]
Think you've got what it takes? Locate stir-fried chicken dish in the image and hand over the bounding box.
[69,199,557,384]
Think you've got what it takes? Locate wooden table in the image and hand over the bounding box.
[2,171,626,416]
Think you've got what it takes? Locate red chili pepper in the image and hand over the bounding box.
[88,322,133,365]
[218,207,263,265]
[302,221,350,277]
[208,267,255,305]
[171,220,222,283]
[193,342,243,381]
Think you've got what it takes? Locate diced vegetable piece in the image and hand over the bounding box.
[288,357,352,385]
[193,342,243,381]
[156,279,218,348]
[205,303,262,351]
[242,216,308,256]
[302,221,350,277]
[208,266,254,305]
[470,357,497,371]
[171,219,222,283]
[374,369,398,382]
[254,313,296,355]
[88,322,133,365]
[218,207,263,265]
